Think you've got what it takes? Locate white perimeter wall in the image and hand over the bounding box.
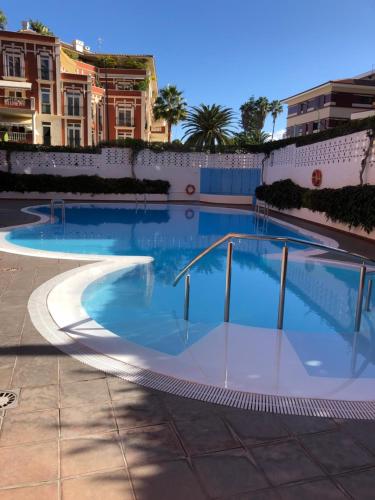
[264,130,375,187]
[0,148,261,202]
[0,128,374,199]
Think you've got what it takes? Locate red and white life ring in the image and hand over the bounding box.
[312,169,322,187]
[185,184,196,195]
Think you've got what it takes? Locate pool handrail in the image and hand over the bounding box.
[173,233,375,286]
[172,232,375,332]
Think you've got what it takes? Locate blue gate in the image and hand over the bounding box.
[200,168,261,196]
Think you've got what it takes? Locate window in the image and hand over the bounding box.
[67,123,81,147]
[117,81,133,91]
[66,92,81,116]
[41,88,51,114]
[42,122,51,146]
[354,95,374,105]
[117,107,133,126]
[5,52,22,77]
[40,56,51,80]
[98,106,103,130]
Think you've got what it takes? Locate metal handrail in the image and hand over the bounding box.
[50,199,65,224]
[173,233,375,286]
[173,232,375,332]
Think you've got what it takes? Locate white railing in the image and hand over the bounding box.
[8,132,27,142]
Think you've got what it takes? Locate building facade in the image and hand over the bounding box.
[0,24,167,146]
[283,71,375,138]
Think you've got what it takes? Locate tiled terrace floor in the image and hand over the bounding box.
[0,201,374,499]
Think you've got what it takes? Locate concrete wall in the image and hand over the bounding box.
[264,130,375,188]
[275,207,375,241]
[0,148,261,202]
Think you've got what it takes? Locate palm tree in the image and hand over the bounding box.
[240,96,270,133]
[232,130,270,146]
[29,20,54,36]
[153,85,187,142]
[182,104,234,151]
[0,10,7,30]
[269,100,283,140]
[256,97,270,131]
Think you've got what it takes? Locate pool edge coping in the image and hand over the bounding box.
[28,258,375,421]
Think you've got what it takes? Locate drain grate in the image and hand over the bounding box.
[0,390,19,409]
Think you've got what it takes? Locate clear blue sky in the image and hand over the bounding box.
[3,0,375,139]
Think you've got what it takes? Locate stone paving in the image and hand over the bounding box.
[0,201,374,499]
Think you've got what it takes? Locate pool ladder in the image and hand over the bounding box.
[173,233,375,332]
[50,199,66,224]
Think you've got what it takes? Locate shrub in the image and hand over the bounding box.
[256,179,375,233]
[256,179,306,210]
[0,172,170,195]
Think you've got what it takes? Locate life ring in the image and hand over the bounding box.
[185,209,195,220]
[185,184,196,195]
[312,169,322,187]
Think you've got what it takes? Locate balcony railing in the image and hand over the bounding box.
[116,119,134,127]
[7,132,33,143]
[0,96,35,111]
[64,105,83,117]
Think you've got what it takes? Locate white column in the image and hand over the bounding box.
[87,83,92,146]
[32,113,37,144]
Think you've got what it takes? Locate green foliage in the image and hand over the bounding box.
[0,10,7,30]
[231,130,271,146]
[269,100,283,139]
[2,115,375,157]
[63,48,79,60]
[29,19,54,36]
[133,77,150,91]
[240,96,270,133]
[0,171,170,195]
[153,85,187,142]
[182,104,234,152]
[94,56,147,69]
[0,142,100,154]
[256,179,306,210]
[256,179,375,233]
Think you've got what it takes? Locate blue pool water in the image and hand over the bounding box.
[8,203,375,378]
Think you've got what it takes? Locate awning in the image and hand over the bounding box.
[0,80,32,89]
[0,120,32,130]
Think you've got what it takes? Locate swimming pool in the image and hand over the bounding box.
[12,203,375,413]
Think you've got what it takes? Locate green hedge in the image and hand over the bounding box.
[256,179,375,233]
[0,143,100,154]
[0,171,170,195]
[2,115,375,155]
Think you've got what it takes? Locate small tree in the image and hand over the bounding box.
[0,10,7,30]
[29,19,54,36]
[153,85,187,142]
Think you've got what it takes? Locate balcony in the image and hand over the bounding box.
[7,131,33,143]
[64,105,83,117]
[116,119,134,127]
[0,96,35,111]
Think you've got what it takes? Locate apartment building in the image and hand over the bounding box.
[0,22,167,146]
[282,70,375,138]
